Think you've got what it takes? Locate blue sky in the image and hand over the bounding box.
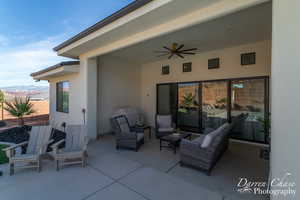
[0,0,134,87]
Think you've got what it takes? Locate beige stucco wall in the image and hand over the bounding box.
[49,73,84,127]
[271,0,300,199]
[97,55,141,134]
[47,58,98,139]
[140,40,271,126]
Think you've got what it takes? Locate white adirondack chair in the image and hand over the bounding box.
[3,125,53,175]
[50,125,88,171]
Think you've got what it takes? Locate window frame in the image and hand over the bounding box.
[56,81,70,113]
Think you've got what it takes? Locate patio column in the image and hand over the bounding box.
[80,57,98,139]
[272,0,300,199]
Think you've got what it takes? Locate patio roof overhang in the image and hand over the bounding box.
[30,61,80,80]
[54,0,270,59]
[101,2,272,64]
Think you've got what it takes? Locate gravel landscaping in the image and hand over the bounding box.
[0,126,66,153]
[0,126,30,144]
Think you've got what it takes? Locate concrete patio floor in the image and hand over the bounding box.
[0,134,269,200]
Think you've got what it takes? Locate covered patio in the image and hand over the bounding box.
[92,2,271,138]
[0,135,269,200]
[27,1,273,200]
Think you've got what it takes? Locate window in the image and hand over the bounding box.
[56,81,69,113]
[156,76,269,144]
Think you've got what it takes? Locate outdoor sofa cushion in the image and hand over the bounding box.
[192,134,205,145]
[201,123,229,148]
[157,115,172,128]
[116,116,131,133]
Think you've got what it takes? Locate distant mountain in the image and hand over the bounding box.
[0,85,49,100]
[0,85,48,91]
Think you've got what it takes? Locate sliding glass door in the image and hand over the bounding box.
[177,83,201,132]
[202,81,228,130]
[230,78,268,143]
[156,76,269,143]
[157,83,178,123]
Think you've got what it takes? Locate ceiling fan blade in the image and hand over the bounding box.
[157,53,170,57]
[181,52,196,55]
[181,48,198,52]
[175,44,184,51]
[168,53,174,59]
[176,53,184,59]
[164,46,173,52]
[154,50,169,53]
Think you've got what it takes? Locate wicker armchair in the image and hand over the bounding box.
[155,114,175,138]
[113,115,144,151]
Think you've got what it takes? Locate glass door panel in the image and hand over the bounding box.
[157,84,171,115]
[156,77,269,143]
[157,83,178,124]
[177,83,200,132]
[202,81,228,130]
[231,78,266,143]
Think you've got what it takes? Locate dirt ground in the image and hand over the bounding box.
[0,101,49,120]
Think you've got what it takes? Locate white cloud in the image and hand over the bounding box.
[0,35,73,87]
[0,35,9,47]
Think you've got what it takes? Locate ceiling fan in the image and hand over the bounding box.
[155,43,197,59]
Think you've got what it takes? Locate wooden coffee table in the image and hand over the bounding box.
[159,132,192,154]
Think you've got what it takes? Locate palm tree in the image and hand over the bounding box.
[4,96,35,126]
[178,92,199,113]
[0,90,4,120]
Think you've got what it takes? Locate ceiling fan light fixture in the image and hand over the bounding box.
[155,43,197,59]
[172,43,178,50]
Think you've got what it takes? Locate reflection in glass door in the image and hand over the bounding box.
[177,83,200,132]
[231,78,267,143]
[156,76,269,143]
[157,84,178,123]
[202,81,228,130]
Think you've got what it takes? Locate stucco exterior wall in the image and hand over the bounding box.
[46,59,97,139]
[140,40,271,126]
[97,55,141,134]
[49,73,84,127]
[271,0,300,199]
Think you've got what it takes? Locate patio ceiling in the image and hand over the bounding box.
[57,0,222,57]
[107,2,272,64]
[57,0,270,59]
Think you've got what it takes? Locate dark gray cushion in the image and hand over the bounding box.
[157,115,172,129]
[193,135,205,145]
[201,123,229,148]
[116,117,130,133]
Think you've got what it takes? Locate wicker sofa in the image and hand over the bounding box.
[180,123,232,175]
[180,114,246,175]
